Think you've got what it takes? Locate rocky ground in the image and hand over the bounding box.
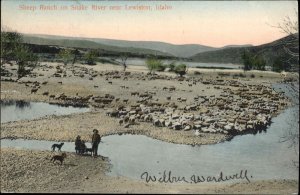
[1,61,299,193]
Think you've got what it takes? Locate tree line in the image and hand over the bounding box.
[241,50,294,72]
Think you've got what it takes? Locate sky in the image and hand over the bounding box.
[1,0,298,47]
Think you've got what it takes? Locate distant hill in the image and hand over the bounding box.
[89,38,218,58]
[22,34,173,58]
[22,34,219,58]
[22,33,295,67]
[190,34,298,67]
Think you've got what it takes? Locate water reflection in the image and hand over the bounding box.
[273,82,299,169]
[1,100,89,123]
[0,99,31,110]
[16,100,31,110]
[0,100,17,107]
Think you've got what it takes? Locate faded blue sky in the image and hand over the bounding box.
[1,0,298,47]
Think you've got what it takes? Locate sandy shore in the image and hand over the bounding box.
[1,148,298,193]
[1,62,299,193]
[0,110,231,145]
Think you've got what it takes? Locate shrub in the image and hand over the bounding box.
[168,62,176,72]
[84,50,98,65]
[146,58,163,73]
[174,63,188,77]
[58,49,75,65]
[1,30,38,78]
[15,45,38,78]
[242,50,266,71]
[272,58,285,72]
[157,64,166,72]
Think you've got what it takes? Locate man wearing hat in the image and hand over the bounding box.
[75,135,81,154]
[92,129,101,157]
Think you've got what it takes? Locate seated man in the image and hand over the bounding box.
[80,141,87,154]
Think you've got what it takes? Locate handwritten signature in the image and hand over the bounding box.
[141,170,252,184]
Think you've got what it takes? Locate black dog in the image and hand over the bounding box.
[85,148,93,155]
[51,143,64,152]
[50,153,67,165]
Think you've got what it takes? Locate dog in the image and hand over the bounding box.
[51,143,64,152]
[50,153,67,165]
[85,148,93,155]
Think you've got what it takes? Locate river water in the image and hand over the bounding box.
[0,100,90,123]
[1,83,298,182]
[104,57,242,69]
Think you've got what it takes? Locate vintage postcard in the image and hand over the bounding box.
[1,0,299,193]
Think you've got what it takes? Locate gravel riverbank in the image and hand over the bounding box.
[1,148,298,193]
